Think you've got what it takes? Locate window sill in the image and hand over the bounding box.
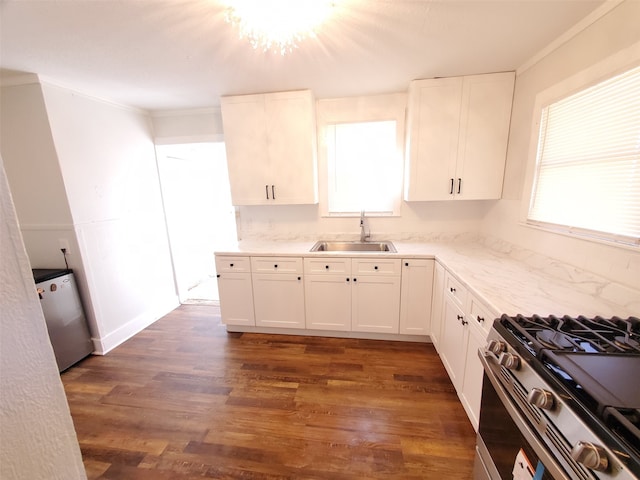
[520,221,640,252]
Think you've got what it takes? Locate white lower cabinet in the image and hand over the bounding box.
[441,299,485,431]
[304,257,402,333]
[440,295,468,390]
[434,271,491,430]
[430,262,445,349]
[460,320,486,430]
[304,257,352,331]
[251,257,305,328]
[437,270,491,432]
[399,259,435,335]
[352,275,401,333]
[215,256,255,326]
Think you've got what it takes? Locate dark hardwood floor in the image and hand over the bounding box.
[62,304,476,479]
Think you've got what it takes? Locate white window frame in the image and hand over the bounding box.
[316,93,406,217]
[520,41,640,249]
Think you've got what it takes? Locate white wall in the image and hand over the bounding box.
[40,83,179,353]
[151,108,224,144]
[0,80,73,227]
[481,0,640,290]
[0,157,86,480]
[1,78,179,354]
[0,80,79,274]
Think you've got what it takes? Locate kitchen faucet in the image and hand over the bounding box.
[360,210,370,242]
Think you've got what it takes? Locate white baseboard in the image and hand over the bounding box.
[90,296,179,355]
[225,324,432,344]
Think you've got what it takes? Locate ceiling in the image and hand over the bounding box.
[0,0,606,112]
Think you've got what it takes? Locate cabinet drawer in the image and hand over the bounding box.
[352,259,401,276]
[304,257,351,275]
[215,256,251,273]
[251,257,303,274]
[444,272,467,307]
[469,295,496,336]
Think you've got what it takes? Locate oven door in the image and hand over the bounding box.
[475,352,570,480]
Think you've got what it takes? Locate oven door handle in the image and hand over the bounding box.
[479,351,572,480]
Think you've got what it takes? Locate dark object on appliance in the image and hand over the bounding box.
[33,269,93,372]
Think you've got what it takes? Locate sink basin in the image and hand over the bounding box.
[310,241,397,253]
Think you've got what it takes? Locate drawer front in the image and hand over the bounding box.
[352,258,401,276]
[304,257,351,275]
[469,295,496,336]
[215,256,251,273]
[444,272,467,307]
[251,257,303,274]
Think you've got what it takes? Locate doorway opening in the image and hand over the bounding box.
[156,142,236,304]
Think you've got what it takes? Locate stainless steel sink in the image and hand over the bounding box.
[310,241,397,253]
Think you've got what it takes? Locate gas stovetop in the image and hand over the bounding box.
[496,314,640,478]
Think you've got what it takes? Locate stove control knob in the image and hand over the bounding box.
[498,352,521,370]
[487,340,506,355]
[527,388,555,410]
[571,441,609,472]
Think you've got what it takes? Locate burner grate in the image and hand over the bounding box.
[502,314,640,354]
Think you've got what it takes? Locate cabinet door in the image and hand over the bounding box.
[430,262,445,349]
[266,90,318,205]
[252,274,305,328]
[405,77,462,201]
[455,72,515,200]
[399,259,434,335]
[439,298,468,390]
[304,274,352,331]
[461,322,485,432]
[217,272,255,326]
[352,276,401,333]
[220,94,271,205]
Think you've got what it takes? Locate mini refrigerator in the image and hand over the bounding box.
[33,269,94,372]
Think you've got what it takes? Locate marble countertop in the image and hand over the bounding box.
[215,240,639,320]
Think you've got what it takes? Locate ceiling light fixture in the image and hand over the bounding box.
[224,0,336,55]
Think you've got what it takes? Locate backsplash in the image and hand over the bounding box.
[234,202,492,243]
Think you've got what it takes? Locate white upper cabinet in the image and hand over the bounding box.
[405,72,515,201]
[221,90,319,206]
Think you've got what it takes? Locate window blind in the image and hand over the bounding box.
[528,65,640,246]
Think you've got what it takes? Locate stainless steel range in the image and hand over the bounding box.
[475,314,639,480]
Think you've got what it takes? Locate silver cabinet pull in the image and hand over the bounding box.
[265,184,269,199]
[272,185,275,200]
[450,178,454,194]
[457,178,462,194]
